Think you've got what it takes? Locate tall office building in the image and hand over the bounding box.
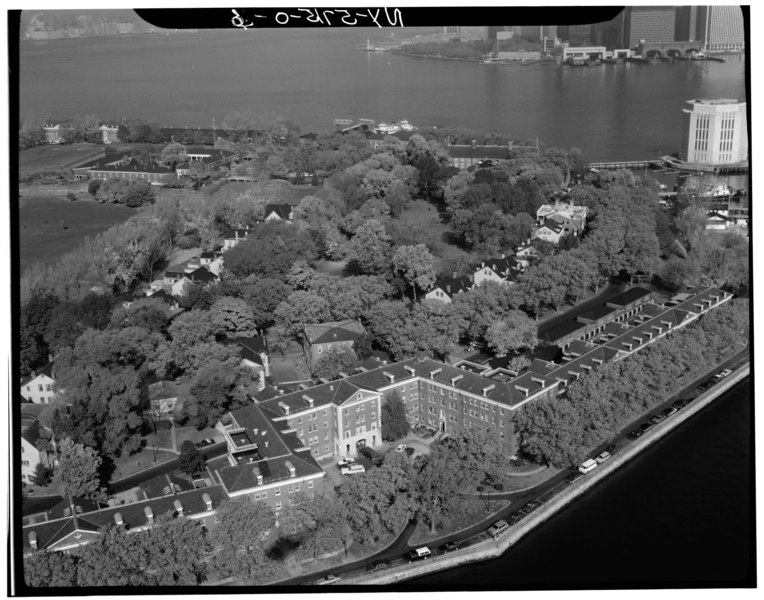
[623,6,676,46]
[680,99,748,165]
[456,26,491,41]
[704,6,745,51]
[675,6,744,49]
[567,24,593,46]
[675,6,705,42]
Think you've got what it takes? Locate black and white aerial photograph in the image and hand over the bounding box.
[8,2,755,595]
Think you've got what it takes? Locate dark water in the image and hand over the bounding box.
[407,378,754,589]
[19,28,746,161]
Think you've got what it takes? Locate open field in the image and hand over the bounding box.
[19,143,106,178]
[19,194,136,271]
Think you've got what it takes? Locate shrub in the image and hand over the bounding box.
[66,192,78,202]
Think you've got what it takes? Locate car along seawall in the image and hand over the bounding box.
[345,361,751,585]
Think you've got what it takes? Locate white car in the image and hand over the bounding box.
[341,463,366,475]
[396,444,407,453]
[595,451,611,464]
[337,458,356,469]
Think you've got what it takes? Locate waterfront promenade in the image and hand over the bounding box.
[327,352,751,586]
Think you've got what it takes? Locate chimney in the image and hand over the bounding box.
[173,499,184,516]
[253,467,263,486]
[203,493,212,510]
[383,371,395,383]
[452,271,458,279]
[446,284,451,294]
[144,506,154,524]
[285,461,296,478]
[114,512,124,526]
[302,394,314,408]
[29,532,37,550]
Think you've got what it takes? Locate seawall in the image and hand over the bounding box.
[348,362,751,585]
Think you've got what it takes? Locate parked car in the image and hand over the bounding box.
[508,513,525,525]
[662,406,678,417]
[564,471,584,484]
[627,429,643,440]
[315,574,341,585]
[407,547,431,561]
[606,444,618,454]
[578,459,598,474]
[487,519,509,539]
[195,438,215,448]
[396,444,407,453]
[595,451,611,464]
[337,458,356,468]
[671,399,687,409]
[639,422,654,433]
[442,541,461,553]
[366,560,391,573]
[341,463,366,475]
[650,413,666,425]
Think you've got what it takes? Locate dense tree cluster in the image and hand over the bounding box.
[515,299,749,467]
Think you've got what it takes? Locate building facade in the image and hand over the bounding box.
[623,6,676,46]
[680,99,748,165]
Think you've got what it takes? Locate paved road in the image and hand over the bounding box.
[276,346,750,587]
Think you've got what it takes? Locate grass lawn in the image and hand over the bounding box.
[398,199,473,274]
[499,466,560,493]
[269,353,312,383]
[409,495,511,546]
[19,143,106,177]
[209,179,319,205]
[111,447,177,481]
[19,195,137,270]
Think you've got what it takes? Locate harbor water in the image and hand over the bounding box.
[19,27,747,162]
[405,378,753,589]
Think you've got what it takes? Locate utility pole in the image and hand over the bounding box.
[212,118,216,145]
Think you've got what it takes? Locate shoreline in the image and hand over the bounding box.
[344,362,751,585]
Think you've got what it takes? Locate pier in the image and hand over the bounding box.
[587,157,749,175]
[586,160,663,170]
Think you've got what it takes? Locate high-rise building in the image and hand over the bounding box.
[680,99,748,165]
[675,6,706,42]
[703,5,745,51]
[623,6,676,46]
[567,24,593,46]
[456,26,491,41]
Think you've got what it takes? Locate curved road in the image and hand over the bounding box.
[271,345,750,587]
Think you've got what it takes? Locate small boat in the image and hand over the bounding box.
[566,56,587,66]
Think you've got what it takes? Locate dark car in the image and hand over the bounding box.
[359,446,379,460]
[662,406,678,417]
[672,399,687,409]
[442,541,461,553]
[195,438,215,448]
[508,512,525,525]
[564,471,583,483]
[366,560,391,573]
[606,444,618,454]
[639,422,654,433]
[650,413,666,425]
[627,429,643,440]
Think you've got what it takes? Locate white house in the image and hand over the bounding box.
[20,363,57,404]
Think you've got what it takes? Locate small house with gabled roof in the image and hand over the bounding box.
[302,319,367,372]
[424,275,474,304]
[20,362,57,404]
[264,203,294,222]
